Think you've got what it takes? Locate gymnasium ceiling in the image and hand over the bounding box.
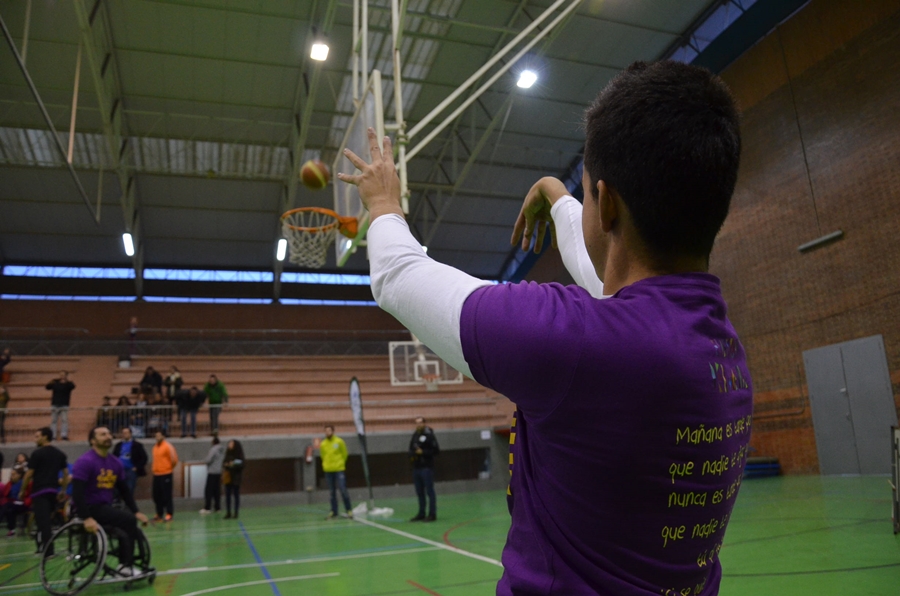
[0,0,742,296]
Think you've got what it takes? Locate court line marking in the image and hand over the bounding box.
[178,573,340,596]
[354,517,503,567]
[407,579,444,596]
[239,521,281,596]
[154,546,441,577]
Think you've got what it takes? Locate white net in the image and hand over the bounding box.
[281,209,340,269]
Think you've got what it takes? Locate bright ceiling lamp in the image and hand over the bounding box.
[310,42,329,61]
[517,70,538,89]
[122,233,135,257]
[276,238,288,261]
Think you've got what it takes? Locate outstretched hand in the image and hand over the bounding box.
[337,128,404,221]
[511,177,569,253]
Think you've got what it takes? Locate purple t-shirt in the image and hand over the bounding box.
[71,449,125,507]
[460,273,753,596]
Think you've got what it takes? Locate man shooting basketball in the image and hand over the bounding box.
[340,60,752,595]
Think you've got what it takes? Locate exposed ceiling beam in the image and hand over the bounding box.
[72,0,146,297]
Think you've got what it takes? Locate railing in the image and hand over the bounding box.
[0,399,508,443]
[0,327,411,356]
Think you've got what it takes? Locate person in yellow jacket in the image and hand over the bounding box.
[314,425,352,520]
[151,430,178,522]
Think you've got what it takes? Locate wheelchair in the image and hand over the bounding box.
[39,518,156,595]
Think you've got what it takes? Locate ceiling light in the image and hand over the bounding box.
[310,42,329,62]
[517,70,537,89]
[276,238,287,261]
[421,245,428,253]
[122,233,135,257]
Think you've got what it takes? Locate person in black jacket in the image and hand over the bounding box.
[45,371,75,441]
[112,427,149,496]
[139,367,163,397]
[175,386,205,438]
[408,417,440,522]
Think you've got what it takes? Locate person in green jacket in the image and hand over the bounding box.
[203,375,228,435]
[315,425,352,520]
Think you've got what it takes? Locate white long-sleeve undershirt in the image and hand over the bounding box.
[550,195,605,298]
[366,198,605,379]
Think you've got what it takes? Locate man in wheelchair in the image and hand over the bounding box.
[71,426,150,577]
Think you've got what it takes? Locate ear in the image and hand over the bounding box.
[597,180,618,233]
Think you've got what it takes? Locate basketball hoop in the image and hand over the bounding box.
[281,207,358,269]
[422,374,440,392]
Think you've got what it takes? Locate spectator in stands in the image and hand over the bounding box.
[0,383,9,443]
[112,395,131,434]
[316,425,353,520]
[408,416,440,522]
[140,366,163,397]
[113,427,148,497]
[128,316,138,357]
[46,371,75,441]
[164,366,183,422]
[21,427,69,554]
[203,375,228,435]
[176,386,204,438]
[222,439,244,519]
[0,348,10,383]
[151,430,178,522]
[200,436,225,515]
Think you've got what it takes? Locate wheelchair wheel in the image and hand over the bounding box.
[40,520,108,596]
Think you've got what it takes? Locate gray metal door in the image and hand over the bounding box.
[804,344,860,475]
[803,335,899,475]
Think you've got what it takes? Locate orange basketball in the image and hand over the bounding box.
[300,159,330,190]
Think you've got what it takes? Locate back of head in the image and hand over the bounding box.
[583,60,741,262]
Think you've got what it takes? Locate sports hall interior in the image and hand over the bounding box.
[1,0,900,594]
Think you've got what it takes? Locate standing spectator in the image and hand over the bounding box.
[203,375,228,435]
[128,316,138,357]
[45,371,75,441]
[151,430,178,522]
[113,427,148,497]
[164,366,183,423]
[176,386,204,438]
[139,366,163,397]
[0,348,11,383]
[315,425,352,520]
[200,437,225,515]
[3,468,29,536]
[408,417,440,522]
[222,439,244,519]
[0,383,9,443]
[20,427,69,554]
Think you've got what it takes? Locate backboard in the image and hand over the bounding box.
[333,70,385,267]
[389,340,464,387]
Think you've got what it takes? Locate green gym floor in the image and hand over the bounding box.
[1,476,898,595]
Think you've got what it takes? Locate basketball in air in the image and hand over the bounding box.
[300,159,330,190]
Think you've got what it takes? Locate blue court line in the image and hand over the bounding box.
[239,522,282,596]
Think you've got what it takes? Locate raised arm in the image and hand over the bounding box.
[339,129,491,378]
[511,177,604,298]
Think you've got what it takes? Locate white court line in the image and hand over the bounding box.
[354,517,504,567]
[179,573,339,596]
[156,546,440,576]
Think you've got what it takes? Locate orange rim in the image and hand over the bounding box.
[280,207,358,238]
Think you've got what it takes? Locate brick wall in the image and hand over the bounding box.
[714,0,900,473]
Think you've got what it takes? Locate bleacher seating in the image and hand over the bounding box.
[1,355,514,442]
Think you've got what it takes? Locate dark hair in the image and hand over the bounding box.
[583,60,741,261]
[38,427,53,441]
[88,426,107,443]
[212,436,220,445]
[226,439,244,461]
[157,428,168,438]
[324,425,335,432]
